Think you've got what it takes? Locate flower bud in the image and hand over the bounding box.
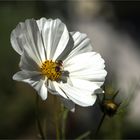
[101,99,120,117]
[99,88,121,117]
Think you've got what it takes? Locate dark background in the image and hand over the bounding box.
[0,0,140,139]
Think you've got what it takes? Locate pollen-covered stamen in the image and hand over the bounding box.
[41,60,63,81]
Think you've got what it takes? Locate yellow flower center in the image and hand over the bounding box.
[40,60,63,81]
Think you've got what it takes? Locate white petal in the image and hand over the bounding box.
[64,32,93,62]
[70,78,100,93]
[13,70,47,100]
[36,17,47,32]
[36,17,48,58]
[64,52,107,85]
[33,79,48,100]
[13,70,41,81]
[53,81,68,99]
[11,22,26,55]
[47,80,58,95]
[64,52,104,70]
[60,84,97,107]
[11,18,46,64]
[56,34,74,61]
[19,50,40,71]
[37,18,70,61]
[70,70,107,86]
[23,19,46,62]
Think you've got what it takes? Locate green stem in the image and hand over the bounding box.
[55,113,60,140]
[61,107,69,140]
[75,131,91,140]
[95,113,106,137]
[36,94,45,139]
[44,118,47,139]
[53,96,60,140]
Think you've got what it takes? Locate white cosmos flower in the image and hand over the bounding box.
[11,18,107,110]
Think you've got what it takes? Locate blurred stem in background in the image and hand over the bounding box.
[55,108,60,140]
[95,113,106,137]
[35,94,70,140]
[36,94,45,139]
[53,96,69,140]
[61,104,69,140]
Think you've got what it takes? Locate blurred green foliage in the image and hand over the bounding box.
[0,1,39,138]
